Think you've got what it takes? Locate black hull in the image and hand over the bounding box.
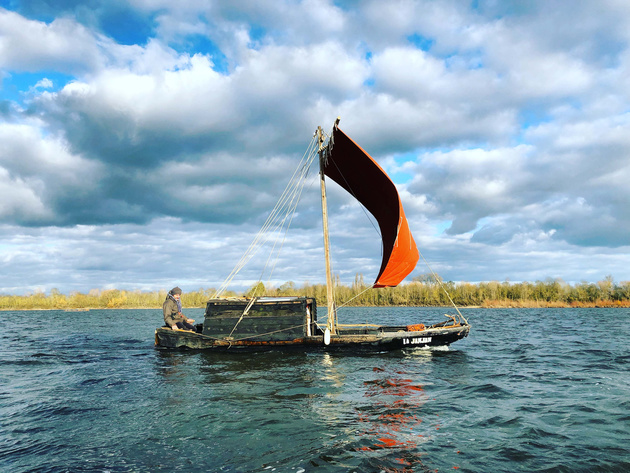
[155,324,470,351]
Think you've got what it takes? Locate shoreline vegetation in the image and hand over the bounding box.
[2,275,630,311]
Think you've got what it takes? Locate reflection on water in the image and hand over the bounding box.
[356,367,431,472]
[217,347,464,472]
[152,347,465,472]
[320,352,345,389]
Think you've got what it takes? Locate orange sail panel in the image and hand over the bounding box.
[323,127,419,287]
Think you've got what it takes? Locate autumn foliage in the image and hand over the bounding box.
[1,274,629,310]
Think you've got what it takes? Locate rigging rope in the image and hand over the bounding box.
[263,153,313,288]
[416,249,469,325]
[213,135,320,298]
[334,285,375,310]
[227,295,258,339]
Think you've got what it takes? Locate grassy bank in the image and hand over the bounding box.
[0,288,228,311]
[2,276,630,310]
[481,299,630,308]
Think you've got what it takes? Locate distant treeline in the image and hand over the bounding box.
[2,274,630,310]
[0,288,224,311]
[266,274,630,308]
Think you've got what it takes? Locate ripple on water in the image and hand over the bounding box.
[459,382,511,399]
[2,308,630,473]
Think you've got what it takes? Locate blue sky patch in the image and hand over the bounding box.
[1,71,75,105]
[519,105,553,129]
[408,33,434,52]
[174,34,229,74]
[435,220,452,236]
[389,151,419,184]
[99,7,156,46]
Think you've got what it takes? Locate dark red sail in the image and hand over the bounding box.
[323,126,419,287]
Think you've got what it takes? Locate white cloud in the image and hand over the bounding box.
[0,168,51,221]
[0,10,102,73]
[0,121,102,225]
[2,1,630,294]
[34,78,53,89]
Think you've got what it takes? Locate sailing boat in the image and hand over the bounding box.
[155,119,470,350]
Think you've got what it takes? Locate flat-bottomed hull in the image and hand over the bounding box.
[155,322,470,351]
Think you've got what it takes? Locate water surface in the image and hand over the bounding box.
[1,307,628,472]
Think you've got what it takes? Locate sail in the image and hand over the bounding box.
[323,126,419,287]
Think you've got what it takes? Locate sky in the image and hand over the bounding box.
[1,0,630,296]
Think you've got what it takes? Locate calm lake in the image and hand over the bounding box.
[1,307,629,472]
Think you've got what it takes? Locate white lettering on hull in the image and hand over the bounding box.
[402,337,432,345]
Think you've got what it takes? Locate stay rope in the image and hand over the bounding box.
[262,152,314,289]
[334,285,375,310]
[213,135,320,298]
[417,249,469,325]
[226,296,258,339]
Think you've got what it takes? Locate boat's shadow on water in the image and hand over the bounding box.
[154,344,470,367]
[153,345,472,382]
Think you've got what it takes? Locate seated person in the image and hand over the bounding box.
[163,286,196,331]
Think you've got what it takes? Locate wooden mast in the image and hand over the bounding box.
[317,125,337,335]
